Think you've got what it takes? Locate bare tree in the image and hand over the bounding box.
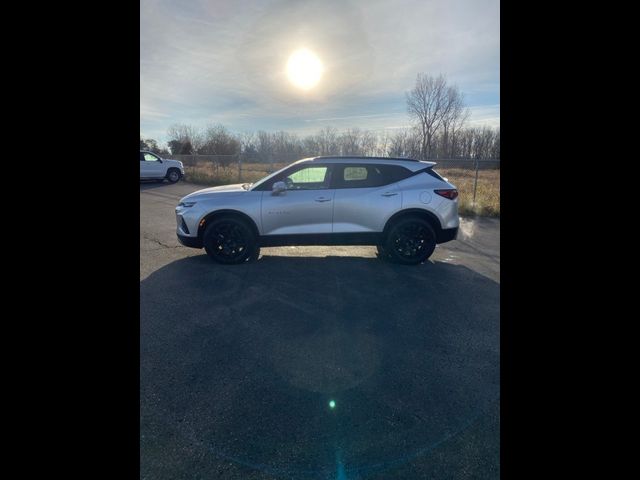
[338,128,362,156]
[239,131,258,163]
[238,131,256,154]
[406,73,465,159]
[161,101,498,172]
[360,130,378,156]
[201,124,239,155]
[317,126,338,156]
[376,131,391,157]
[166,124,203,154]
[198,124,240,169]
[302,134,320,157]
[467,126,497,161]
[491,128,500,160]
[388,126,430,159]
[448,106,470,158]
[256,131,273,166]
[441,87,470,158]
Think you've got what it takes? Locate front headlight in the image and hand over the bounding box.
[177,201,197,208]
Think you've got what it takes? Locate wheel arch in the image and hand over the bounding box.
[197,209,260,243]
[165,167,182,177]
[383,208,444,239]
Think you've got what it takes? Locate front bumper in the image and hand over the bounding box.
[176,204,202,248]
[177,233,202,249]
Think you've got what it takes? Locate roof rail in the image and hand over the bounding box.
[311,156,420,162]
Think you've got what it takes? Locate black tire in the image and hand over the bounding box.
[166,168,181,183]
[383,217,437,265]
[376,244,392,261]
[203,217,259,264]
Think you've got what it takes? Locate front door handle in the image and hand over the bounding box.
[314,197,331,202]
[381,192,398,197]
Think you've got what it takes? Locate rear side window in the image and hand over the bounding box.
[344,166,368,181]
[333,164,412,189]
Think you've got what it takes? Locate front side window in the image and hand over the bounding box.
[285,166,329,190]
[253,164,331,191]
[143,152,160,162]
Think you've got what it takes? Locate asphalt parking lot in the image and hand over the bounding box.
[140,181,500,479]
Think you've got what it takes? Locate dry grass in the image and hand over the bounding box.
[183,162,285,186]
[439,168,500,217]
[183,162,500,217]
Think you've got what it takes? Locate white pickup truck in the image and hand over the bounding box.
[140,151,185,183]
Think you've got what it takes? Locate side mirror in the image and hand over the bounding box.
[272,181,287,195]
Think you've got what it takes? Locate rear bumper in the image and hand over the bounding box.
[177,233,202,249]
[436,227,458,244]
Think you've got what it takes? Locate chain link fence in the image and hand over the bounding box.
[433,159,500,216]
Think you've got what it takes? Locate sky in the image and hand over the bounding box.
[140,0,499,145]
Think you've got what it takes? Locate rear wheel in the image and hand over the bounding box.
[203,217,259,264]
[384,217,436,265]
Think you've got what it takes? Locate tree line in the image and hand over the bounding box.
[140,74,499,164]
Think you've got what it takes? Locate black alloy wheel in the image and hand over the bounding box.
[203,217,259,264]
[384,217,436,265]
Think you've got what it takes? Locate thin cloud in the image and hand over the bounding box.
[467,104,501,128]
[305,113,401,123]
[140,0,499,142]
[140,104,170,121]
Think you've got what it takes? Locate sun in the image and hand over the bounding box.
[286,48,324,90]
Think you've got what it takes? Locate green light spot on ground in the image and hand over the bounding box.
[329,400,336,409]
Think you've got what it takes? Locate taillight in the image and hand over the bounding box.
[434,189,458,200]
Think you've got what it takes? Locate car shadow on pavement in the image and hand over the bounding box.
[140,255,500,480]
[139,181,168,190]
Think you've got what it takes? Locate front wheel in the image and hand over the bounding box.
[166,168,181,183]
[203,217,259,264]
[376,244,391,261]
[384,217,436,265]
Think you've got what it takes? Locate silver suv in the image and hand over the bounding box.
[175,156,459,264]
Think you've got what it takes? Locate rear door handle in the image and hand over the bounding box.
[315,197,331,202]
[381,192,398,197]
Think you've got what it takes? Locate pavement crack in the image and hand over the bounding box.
[412,412,427,423]
[143,235,182,250]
